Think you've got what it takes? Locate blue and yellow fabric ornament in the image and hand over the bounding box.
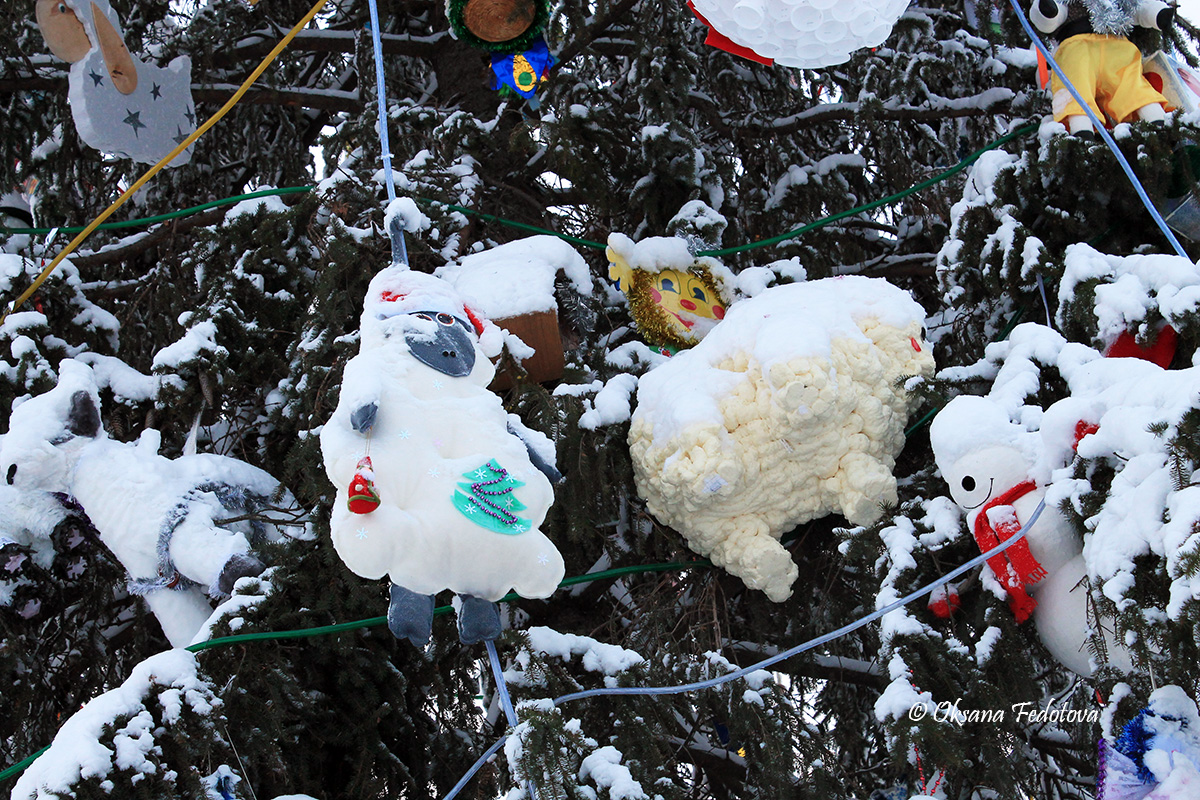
[490,37,554,99]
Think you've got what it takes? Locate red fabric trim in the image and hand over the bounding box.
[1105,325,1177,369]
[973,480,1047,623]
[463,306,487,337]
[1073,420,1099,452]
[685,1,774,66]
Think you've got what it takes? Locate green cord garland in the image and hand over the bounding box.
[1,186,316,236]
[1,559,711,782]
[698,123,1039,258]
[0,123,1044,782]
[0,123,1039,260]
[0,748,49,784]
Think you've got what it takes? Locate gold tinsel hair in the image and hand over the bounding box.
[625,266,727,352]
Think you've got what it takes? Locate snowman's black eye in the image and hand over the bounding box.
[6,465,16,485]
[961,476,976,492]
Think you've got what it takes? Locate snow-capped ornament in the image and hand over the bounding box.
[435,235,594,387]
[35,0,196,165]
[927,582,961,619]
[446,0,549,53]
[320,268,565,647]
[629,276,934,602]
[687,0,911,69]
[607,233,730,355]
[930,394,1134,675]
[0,361,308,646]
[1099,686,1200,799]
[1029,0,1173,135]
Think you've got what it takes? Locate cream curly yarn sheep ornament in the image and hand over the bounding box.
[628,276,934,602]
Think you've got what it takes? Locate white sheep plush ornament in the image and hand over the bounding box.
[929,394,1134,676]
[0,360,307,647]
[320,268,565,646]
[628,276,934,602]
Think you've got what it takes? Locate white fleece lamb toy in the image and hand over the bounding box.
[320,268,565,646]
[0,360,307,647]
[629,276,935,602]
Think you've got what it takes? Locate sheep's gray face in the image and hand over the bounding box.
[401,311,477,377]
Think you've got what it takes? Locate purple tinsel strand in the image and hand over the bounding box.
[468,464,519,525]
[1097,738,1108,800]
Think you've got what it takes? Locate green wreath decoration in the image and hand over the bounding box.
[446,0,550,53]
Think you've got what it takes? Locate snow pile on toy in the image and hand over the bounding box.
[434,234,593,319]
[0,360,308,647]
[628,276,934,602]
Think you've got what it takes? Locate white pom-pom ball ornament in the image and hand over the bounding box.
[690,0,910,68]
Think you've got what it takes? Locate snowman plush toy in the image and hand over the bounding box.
[930,395,1134,676]
[321,267,565,646]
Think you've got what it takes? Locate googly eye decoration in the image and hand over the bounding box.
[688,0,912,69]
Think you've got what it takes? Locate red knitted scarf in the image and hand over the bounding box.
[973,480,1047,623]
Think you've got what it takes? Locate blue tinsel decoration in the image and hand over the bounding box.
[1114,708,1157,784]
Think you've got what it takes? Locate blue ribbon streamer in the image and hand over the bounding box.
[443,499,1051,799]
[486,639,539,800]
[365,0,407,264]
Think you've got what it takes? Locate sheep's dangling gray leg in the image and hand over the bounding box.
[216,553,266,595]
[388,584,435,647]
[457,595,501,644]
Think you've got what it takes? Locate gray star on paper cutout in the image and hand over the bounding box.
[88,70,104,87]
[122,109,146,137]
[151,83,162,99]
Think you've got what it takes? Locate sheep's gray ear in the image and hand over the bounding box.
[65,391,101,437]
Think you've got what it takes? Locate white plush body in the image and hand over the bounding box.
[931,395,1134,675]
[629,277,934,602]
[0,361,301,646]
[320,269,564,602]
